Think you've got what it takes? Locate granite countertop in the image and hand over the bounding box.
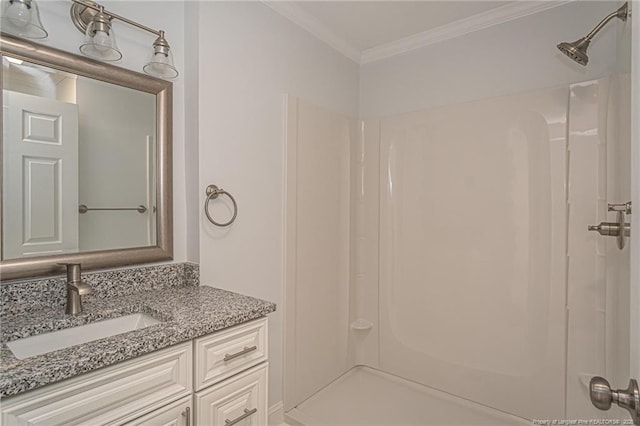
[0,285,276,398]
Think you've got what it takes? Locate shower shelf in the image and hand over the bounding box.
[350,319,373,331]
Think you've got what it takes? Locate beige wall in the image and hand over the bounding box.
[359,1,622,118]
[194,2,360,407]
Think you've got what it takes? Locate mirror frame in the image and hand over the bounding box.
[0,33,173,281]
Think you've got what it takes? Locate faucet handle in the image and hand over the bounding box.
[72,281,93,296]
[59,263,93,315]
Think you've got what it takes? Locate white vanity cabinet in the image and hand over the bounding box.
[1,317,269,426]
[195,364,267,426]
[193,318,268,426]
[0,342,192,425]
[125,395,192,426]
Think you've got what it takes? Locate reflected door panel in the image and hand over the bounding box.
[0,34,172,281]
[3,90,79,258]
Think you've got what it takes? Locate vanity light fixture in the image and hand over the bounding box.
[0,0,48,39]
[79,5,122,61]
[70,0,178,79]
[143,31,178,80]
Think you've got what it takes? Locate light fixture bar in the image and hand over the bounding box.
[70,0,178,79]
[71,0,161,37]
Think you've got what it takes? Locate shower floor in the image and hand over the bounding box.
[285,366,530,426]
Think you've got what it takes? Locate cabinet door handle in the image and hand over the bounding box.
[225,408,257,425]
[223,345,257,362]
[182,406,190,426]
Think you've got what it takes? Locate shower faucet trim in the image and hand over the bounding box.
[557,2,628,66]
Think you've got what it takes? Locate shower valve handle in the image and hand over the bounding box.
[588,222,630,237]
[608,202,632,214]
[589,201,632,250]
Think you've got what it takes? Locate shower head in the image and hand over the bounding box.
[557,37,590,66]
[556,2,628,66]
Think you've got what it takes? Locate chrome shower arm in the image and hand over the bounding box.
[584,3,628,41]
[557,2,629,66]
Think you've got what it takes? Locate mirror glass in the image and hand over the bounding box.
[1,33,172,280]
[2,57,157,260]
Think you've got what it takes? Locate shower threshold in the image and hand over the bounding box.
[285,366,530,426]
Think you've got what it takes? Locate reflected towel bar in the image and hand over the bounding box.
[78,204,147,214]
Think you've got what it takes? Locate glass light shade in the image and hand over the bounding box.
[0,0,48,39]
[143,43,178,80]
[79,15,122,61]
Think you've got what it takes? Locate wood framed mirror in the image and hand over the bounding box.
[0,33,173,281]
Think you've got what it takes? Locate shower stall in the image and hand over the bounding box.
[283,3,637,425]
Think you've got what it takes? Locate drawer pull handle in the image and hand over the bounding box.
[182,406,190,426]
[223,345,257,362]
[225,408,257,425]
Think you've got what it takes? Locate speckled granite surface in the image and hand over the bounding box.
[1,262,200,316]
[0,263,276,398]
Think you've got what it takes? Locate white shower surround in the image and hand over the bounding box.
[376,85,568,419]
[285,73,631,424]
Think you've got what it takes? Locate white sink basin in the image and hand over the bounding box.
[7,313,162,360]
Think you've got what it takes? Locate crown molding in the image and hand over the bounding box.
[263,1,362,63]
[360,1,572,64]
[264,1,572,65]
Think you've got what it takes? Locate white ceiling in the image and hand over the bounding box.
[266,1,569,63]
[293,1,512,51]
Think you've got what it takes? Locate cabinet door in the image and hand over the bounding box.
[195,363,267,426]
[1,343,192,426]
[125,395,192,426]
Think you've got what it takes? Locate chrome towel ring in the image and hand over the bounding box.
[204,184,237,227]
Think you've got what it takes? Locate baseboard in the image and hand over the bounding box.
[284,407,321,426]
[269,401,284,426]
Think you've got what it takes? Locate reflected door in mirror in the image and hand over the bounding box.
[3,90,79,258]
[1,33,173,280]
[2,56,158,261]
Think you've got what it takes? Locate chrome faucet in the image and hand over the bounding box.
[60,263,93,315]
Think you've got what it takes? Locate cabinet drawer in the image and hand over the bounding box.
[125,395,192,426]
[194,363,267,426]
[194,318,267,391]
[1,342,192,426]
